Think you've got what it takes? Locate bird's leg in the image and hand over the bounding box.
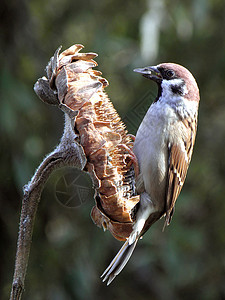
[117,144,139,177]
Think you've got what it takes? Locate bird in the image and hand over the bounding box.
[101,62,200,285]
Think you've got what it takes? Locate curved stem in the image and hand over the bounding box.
[10,137,86,300]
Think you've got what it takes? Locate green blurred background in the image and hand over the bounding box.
[1,0,225,299]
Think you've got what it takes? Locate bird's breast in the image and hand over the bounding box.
[133,102,178,205]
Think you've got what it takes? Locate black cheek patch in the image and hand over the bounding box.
[171,83,184,95]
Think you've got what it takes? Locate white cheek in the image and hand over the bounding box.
[182,84,188,95]
[161,78,185,100]
[160,79,198,119]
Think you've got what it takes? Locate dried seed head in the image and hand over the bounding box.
[42,45,140,241]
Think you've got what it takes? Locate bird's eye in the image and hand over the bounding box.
[165,69,175,79]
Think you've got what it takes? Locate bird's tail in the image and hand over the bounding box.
[101,193,155,285]
[101,236,139,285]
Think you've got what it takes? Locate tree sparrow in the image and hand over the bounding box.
[102,63,200,285]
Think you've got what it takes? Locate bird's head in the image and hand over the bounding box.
[134,63,200,103]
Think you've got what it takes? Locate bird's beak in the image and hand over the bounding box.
[133,66,162,82]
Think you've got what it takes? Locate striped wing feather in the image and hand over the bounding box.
[164,117,197,227]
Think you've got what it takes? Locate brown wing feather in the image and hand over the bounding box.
[164,116,197,228]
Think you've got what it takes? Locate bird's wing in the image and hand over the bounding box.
[164,117,197,228]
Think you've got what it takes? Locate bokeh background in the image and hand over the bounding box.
[1,0,225,299]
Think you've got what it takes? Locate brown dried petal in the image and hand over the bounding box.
[55,67,68,103]
[59,44,84,58]
[91,206,134,241]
